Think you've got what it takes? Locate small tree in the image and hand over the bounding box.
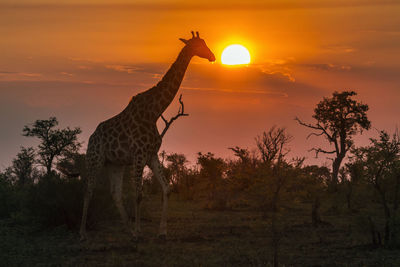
[350,130,400,246]
[56,152,86,179]
[165,153,188,193]
[229,146,251,164]
[197,152,226,209]
[296,91,370,186]
[256,126,292,167]
[23,117,82,175]
[255,126,293,212]
[11,146,37,185]
[255,126,293,267]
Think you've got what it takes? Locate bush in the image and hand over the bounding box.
[22,174,85,229]
[0,178,17,218]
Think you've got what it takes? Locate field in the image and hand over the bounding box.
[1,195,400,267]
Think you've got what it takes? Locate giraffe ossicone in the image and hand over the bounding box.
[79,32,215,241]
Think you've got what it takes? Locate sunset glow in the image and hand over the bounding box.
[1,1,400,264]
[0,1,399,169]
[221,45,251,65]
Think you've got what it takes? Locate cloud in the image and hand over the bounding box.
[105,64,141,74]
[297,63,352,71]
[0,71,42,80]
[321,45,356,54]
[0,71,17,74]
[60,71,74,76]
[182,86,289,97]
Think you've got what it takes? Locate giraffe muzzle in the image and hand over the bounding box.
[208,53,216,62]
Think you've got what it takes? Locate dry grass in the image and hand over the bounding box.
[1,195,400,266]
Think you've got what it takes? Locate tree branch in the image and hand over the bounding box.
[309,147,336,158]
[295,117,335,142]
[160,94,189,138]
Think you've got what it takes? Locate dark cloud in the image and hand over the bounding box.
[0,71,17,74]
[297,63,352,71]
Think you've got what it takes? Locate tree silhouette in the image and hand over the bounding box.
[56,153,86,179]
[296,91,370,186]
[255,126,293,212]
[229,146,251,164]
[22,117,82,175]
[165,153,188,193]
[256,126,293,167]
[11,146,36,185]
[350,130,400,246]
[197,152,226,208]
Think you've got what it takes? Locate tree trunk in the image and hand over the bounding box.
[46,156,54,176]
[391,174,400,244]
[331,151,346,191]
[383,202,391,245]
[368,216,381,247]
[46,164,52,176]
[271,212,280,267]
[377,187,392,245]
[272,188,280,213]
[312,196,322,227]
[346,182,353,211]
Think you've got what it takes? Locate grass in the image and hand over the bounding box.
[1,195,400,266]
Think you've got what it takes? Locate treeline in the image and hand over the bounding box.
[0,91,399,249]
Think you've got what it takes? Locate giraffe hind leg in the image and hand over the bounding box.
[108,165,136,239]
[80,169,98,241]
[149,155,169,239]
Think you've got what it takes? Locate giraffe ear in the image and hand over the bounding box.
[179,38,188,44]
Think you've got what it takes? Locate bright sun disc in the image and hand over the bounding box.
[221,44,251,65]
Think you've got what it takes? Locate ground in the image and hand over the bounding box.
[1,196,400,266]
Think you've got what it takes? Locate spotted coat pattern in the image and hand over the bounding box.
[79,34,215,241]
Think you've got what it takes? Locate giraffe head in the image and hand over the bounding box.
[179,31,216,62]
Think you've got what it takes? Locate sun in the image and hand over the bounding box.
[221,44,251,65]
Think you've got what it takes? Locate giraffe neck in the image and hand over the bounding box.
[151,46,193,118]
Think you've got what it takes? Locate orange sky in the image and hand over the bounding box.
[1,0,400,168]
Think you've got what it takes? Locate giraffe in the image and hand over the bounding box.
[79,31,215,241]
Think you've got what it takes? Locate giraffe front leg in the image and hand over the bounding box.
[133,173,143,238]
[149,155,169,239]
[134,182,143,237]
[130,159,145,241]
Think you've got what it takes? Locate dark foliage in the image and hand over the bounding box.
[296,91,371,186]
[23,117,82,175]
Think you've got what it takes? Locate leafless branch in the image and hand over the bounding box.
[295,117,336,143]
[256,126,293,164]
[306,132,325,139]
[160,94,189,138]
[309,147,336,158]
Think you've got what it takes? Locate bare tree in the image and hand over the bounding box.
[255,126,293,212]
[255,125,293,166]
[255,126,292,267]
[296,91,370,186]
[228,146,250,163]
[160,94,188,138]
